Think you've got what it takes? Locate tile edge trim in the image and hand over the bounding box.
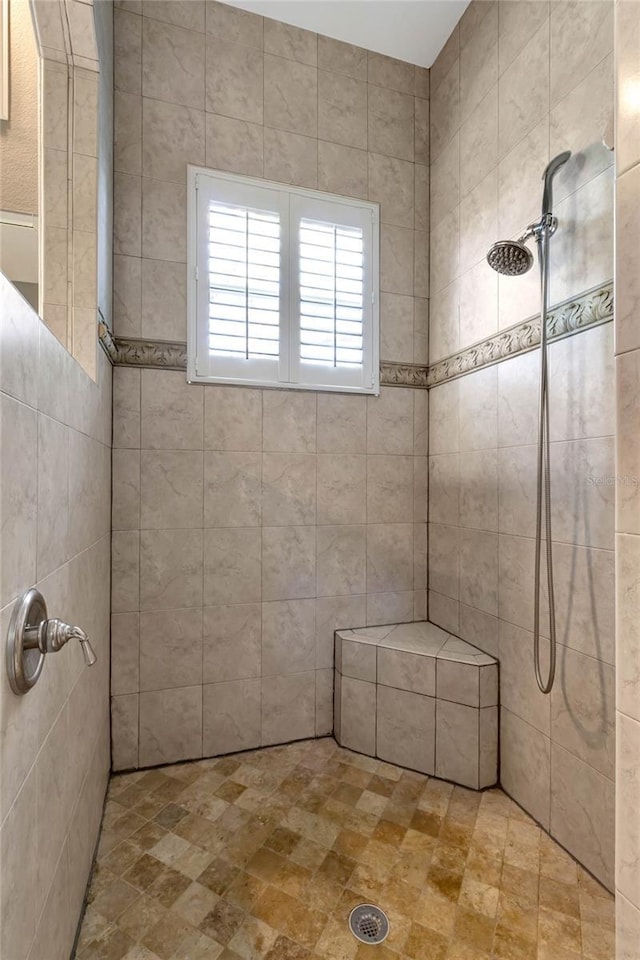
[107,280,613,389]
[427,280,614,387]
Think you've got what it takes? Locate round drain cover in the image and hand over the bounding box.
[349,904,390,944]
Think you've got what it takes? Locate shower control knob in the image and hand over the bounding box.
[6,588,97,695]
[27,618,98,666]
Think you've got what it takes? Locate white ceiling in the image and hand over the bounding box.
[225,1,469,68]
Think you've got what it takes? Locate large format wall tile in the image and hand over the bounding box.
[0,394,37,607]
[550,0,613,108]
[204,527,261,605]
[550,644,615,780]
[616,0,640,931]
[205,112,264,178]
[142,97,205,182]
[617,892,640,960]
[204,451,261,527]
[139,608,203,691]
[264,18,317,66]
[206,1,263,48]
[317,141,368,200]
[262,526,316,601]
[261,599,316,676]
[140,529,203,609]
[500,708,551,830]
[318,70,367,149]
[617,534,640,726]
[616,349,640,535]
[616,0,640,176]
[203,678,261,755]
[316,525,366,597]
[261,672,316,745]
[141,370,203,449]
[263,127,317,189]
[142,17,205,110]
[262,453,316,526]
[1,277,112,957]
[140,450,203,529]
[550,742,614,890]
[617,712,640,911]
[139,685,203,765]
[337,676,376,754]
[498,20,549,159]
[203,602,261,683]
[435,700,482,788]
[377,684,435,774]
[498,621,550,735]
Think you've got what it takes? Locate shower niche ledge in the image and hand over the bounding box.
[334,621,498,790]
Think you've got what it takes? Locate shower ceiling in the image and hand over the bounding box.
[224,0,469,67]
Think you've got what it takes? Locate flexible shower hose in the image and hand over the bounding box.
[533,220,557,694]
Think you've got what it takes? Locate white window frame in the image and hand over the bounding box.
[187,165,380,395]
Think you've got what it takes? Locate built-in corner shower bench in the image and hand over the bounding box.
[334,621,499,790]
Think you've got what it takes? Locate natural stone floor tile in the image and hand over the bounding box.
[78,738,614,960]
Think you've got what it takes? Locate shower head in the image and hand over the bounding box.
[486,239,534,276]
[486,150,572,277]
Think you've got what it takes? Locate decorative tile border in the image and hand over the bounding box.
[427,280,614,387]
[109,336,188,371]
[105,280,613,390]
[105,336,430,387]
[380,361,429,388]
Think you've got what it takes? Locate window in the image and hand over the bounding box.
[187,167,380,394]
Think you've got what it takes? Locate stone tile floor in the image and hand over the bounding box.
[76,738,614,960]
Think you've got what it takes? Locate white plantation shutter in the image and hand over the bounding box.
[191,173,290,383]
[298,220,364,367]
[207,203,281,361]
[291,194,374,390]
[188,167,379,393]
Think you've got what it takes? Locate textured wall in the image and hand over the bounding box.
[427,0,615,890]
[614,0,640,953]
[110,0,430,770]
[0,274,112,960]
[0,0,39,216]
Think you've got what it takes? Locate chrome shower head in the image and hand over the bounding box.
[486,239,534,276]
[486,151,572,279]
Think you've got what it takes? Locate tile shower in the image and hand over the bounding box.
[427,0,616,891]
[108,0,618,898]
[110,0,430,770]
[3,0,640,957]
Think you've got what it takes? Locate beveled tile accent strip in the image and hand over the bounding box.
[110,280,613,388]
[110,338,430,387]
[379,361,429,388]
[427,280,614,387]
[113,337,188,371]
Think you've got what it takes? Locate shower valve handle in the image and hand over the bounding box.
[6,588,97,695]
[24,618,97,666]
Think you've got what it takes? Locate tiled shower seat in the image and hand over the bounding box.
[334,621,499,790]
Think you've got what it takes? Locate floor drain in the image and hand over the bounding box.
[349,904,390,944]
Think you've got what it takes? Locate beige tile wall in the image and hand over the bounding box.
[110,0,430,770]
[0,274,112,960]
[428,0,615,890]
[33,0,103,378]
[614,1,640,953]
[429,0,614,360]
